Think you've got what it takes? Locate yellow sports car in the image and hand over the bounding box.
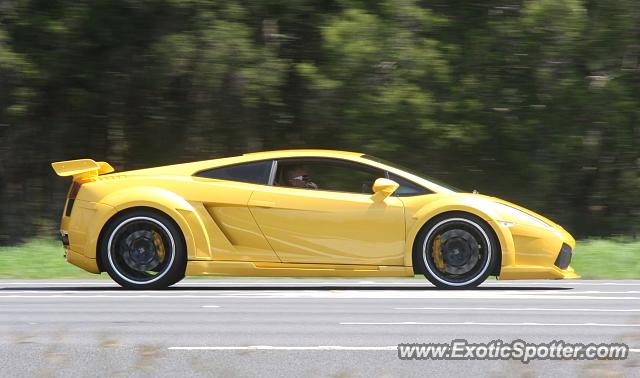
[52,150,577,289]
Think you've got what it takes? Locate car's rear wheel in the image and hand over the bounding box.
[100,209,186,290]
[416,212,497,289]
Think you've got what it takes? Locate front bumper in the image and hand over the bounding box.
[554,243,572,269]
[497,222,579,280]
[499,264,579,280]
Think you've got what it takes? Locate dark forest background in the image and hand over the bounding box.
[1,0,639,245]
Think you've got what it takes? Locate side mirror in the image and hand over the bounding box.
[372,178,399,200]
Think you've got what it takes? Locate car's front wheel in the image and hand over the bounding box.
[416,212,497,289]
[100,209,186,290]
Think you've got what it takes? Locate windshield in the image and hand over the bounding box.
[362,155,461,193]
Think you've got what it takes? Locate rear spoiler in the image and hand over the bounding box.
[51,159,114,179]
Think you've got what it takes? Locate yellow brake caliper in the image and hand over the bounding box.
[432,235,446,272]
[152,232,166,263]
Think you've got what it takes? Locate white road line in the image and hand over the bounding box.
[340,321,640,327]
[553,291,640,294]
[169,345,397,351]
[487,282,640,286]
[0,290,581,294]
[1,281,640,286]
[3,289,638,294]
[168,345,640,352]
[0,295,242,299]
[4,290,639,295]
[0,282,423,285]
[395,307,640,312]
[0,282,115,285]
[0,293,639,300]
[201,305,220,308]
[2,289,640,299]
[488,282,640,286]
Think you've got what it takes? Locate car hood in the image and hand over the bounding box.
[449,192,565,231]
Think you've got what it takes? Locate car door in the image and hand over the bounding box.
[248,158,405,266]
[190,159,281,262]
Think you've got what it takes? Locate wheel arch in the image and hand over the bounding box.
[95,206,189,272]
[408,207,513,276]
[93,186,211,271]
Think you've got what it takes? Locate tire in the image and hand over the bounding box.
[415,212,497,289]
[99,209,187,290]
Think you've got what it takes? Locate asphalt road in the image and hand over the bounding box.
[1,278,639,377]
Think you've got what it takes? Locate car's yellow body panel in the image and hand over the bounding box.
[248,185,405,265]
[53,149,578,280]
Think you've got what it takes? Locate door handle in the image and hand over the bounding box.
[248,199,275,208]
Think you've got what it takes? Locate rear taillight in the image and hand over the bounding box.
[65,178,93,216]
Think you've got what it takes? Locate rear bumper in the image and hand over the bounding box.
[64,247,100,274]
[60,200,115,259]
[59,199,116,274]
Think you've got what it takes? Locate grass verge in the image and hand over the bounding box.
[0,240,103,279]
[571,238,640,279]
[0,238,638,280]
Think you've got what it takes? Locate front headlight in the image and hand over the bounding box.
[492,202,552,229]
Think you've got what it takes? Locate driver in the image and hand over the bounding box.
[284,165,319,189]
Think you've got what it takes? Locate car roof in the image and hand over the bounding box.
[113,149,456,194]
[242,149,363,159]
[119,149,365,177]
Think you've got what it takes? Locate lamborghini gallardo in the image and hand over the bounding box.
[52,150,577,289]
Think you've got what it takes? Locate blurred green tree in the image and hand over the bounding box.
[0,0,638,244]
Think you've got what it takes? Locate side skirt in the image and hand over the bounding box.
[186,261,414,277]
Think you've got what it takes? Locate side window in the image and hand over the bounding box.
[275,159,385,194]
[194,160,272,185]
[388,173,431,196]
